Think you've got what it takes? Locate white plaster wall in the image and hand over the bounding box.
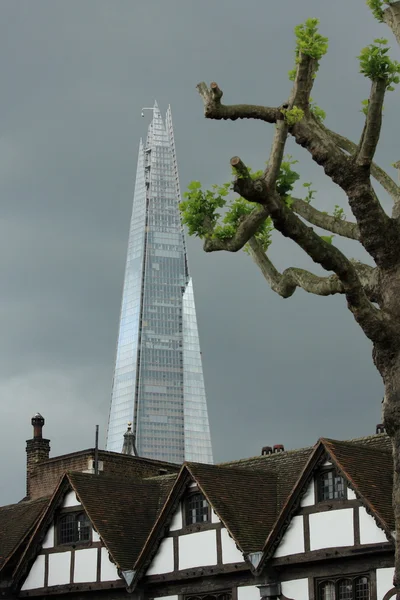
[347,488,357,500]
[42,525,54,548]
[301,481,315,507]
[377,567,395,600]
[221,528,243,564]
[21,554,45,591]
[359,507,388,545]
[282,578,309,600]
[212,510,221,524]
[310,509,353,550]
[74,548,97,583]
[92,528,101,542]
[274,515,304,557]
[179,529,217,570]
[154,596,178,600]
[147,537,174,575]
[48,552,71,587]
[170,507,183,531]
[62,490,80,508]
[100,547,120,581]
[237,585,260,600]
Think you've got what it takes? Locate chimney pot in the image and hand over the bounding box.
[261,446,273,455]
[273,444,284,453]
[376,423,386,434]
[31,413,45,439]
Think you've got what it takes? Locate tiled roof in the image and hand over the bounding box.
[68,471,175,571]
[187,462,277,553]
[221,447,313,511]
[323,437,393,530]
[0,497,49,571]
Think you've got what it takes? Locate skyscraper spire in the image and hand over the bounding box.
[106,103,213,464]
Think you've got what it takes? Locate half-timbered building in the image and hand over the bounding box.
[0,417,395,600]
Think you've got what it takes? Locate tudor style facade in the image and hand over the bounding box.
[0,417,395,600]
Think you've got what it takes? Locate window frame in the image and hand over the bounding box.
[315,466,347,503]
[56,509,92,547]
[184,490,211,527]
[185,591,232,600]
[316,573,371,600]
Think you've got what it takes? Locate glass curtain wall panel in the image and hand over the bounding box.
[106,102,213,464]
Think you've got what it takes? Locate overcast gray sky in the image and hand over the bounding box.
[0,0,396,504]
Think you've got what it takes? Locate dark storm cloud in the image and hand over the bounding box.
[0,0,393,503]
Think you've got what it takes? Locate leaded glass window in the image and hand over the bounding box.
[58,512,91,545]
[185,492,210,525]
[317,576,370,600]
[317,468,346,501]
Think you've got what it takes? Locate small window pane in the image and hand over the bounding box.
[59,514,76,545]
[186,493,210,524]
[320,582,336,600]
[77,513,91,541]
[355,577,370,600]
[338,579,353,600]
[318,470,346,501]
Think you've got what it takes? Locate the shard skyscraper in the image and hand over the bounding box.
[106,102,213,465]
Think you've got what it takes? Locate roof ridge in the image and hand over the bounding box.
[0,496,50,511]
[217,446,312,466]
[322,437,391,453]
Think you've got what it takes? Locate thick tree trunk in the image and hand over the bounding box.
[382,370,400,587]
[373,268,400,587]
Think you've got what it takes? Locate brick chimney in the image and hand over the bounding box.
[26,413,50,499]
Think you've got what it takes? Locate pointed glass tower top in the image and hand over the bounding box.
[106,103,213,464]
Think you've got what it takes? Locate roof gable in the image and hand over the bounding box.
[186,462,277,553]
[68,471,175,570]
[13,470,177,589]
[0,497,49,573]
[259,436,393,570]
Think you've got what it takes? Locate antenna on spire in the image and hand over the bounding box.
[141,107,155,118]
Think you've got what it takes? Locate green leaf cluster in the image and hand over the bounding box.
[276,157,300,197]
[302,182,316,204]
[333,205,345,220]
[288,18,328,81]
[182,156,311,254]
[309,97,326,121]
[366,0,393,22]
[367,0,385,21]
[294,18,329,60]
[180,181,229,238]
[358,38,400,90]
[281,106,305,126]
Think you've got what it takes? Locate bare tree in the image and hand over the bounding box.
[180,1,400,587]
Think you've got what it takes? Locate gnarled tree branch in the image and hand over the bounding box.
[203,205,270,253]
[196,82,398,267]
[356,79,386,166]
[323,126,400,208]
[248,236,378,301]
[291,197,360,240]
[230,157,391,344]
[196,82,281,123]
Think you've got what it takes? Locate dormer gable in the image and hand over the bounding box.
[260,439,393,572]
[145,477,244,578]
[14,475,122,596]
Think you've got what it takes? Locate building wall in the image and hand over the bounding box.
[28,450,178,500]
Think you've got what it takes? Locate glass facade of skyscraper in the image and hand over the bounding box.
[106,103,213,464]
